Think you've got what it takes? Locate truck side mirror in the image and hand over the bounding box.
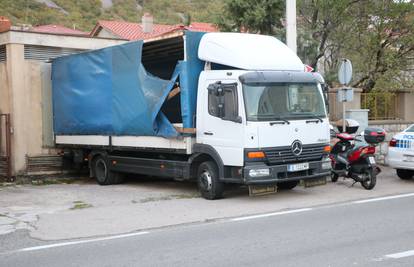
[207,82,224,96]
[207,82,241,123]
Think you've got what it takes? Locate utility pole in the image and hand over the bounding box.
[286,0,297,54]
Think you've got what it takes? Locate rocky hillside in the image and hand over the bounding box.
[0,0,223,31]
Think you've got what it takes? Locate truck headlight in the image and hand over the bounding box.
[249,168,270,177]
[322,156,331,170]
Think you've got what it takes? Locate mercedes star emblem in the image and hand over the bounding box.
[291,140,303,156]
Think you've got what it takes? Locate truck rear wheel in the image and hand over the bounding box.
[197,161,224,200]
[396,169,414,180]
[93,155,123,185]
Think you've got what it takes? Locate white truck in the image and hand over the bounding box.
[52,31,332,199]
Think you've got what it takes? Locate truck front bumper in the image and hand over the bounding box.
[243,160,331,185]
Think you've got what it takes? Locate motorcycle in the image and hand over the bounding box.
[330,121,385,190]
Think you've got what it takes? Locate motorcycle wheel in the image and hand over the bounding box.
[361,168,376,190]
[331,172,339,183]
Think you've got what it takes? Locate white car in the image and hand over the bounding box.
[386,124,414,180]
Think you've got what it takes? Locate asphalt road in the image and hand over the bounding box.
[1,193,414,267]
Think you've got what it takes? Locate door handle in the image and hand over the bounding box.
[204,131,214,136]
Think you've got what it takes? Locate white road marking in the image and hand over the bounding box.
[231,208,312,222]
[17,231,149,252]
[385,250,414,259]
[10,192,414,253]
[353,192,414,204]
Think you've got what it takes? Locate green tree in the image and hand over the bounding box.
[217,0,285,35]
[298,0,414,91]
[345,0,414,91]
[0,0,223,31]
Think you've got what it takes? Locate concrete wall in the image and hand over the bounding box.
[0,31,126,176]
[96,28,120,39]
[397,92,414,121]
[6,54,66,175]
[0,62,9,155]
[5,43,45,174]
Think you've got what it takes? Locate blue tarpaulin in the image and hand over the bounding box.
[179,31,205,129]
[52,31,206,137]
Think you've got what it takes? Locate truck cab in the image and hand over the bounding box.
[194,33,331,198]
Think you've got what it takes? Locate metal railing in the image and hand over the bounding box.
[361,92,398,120]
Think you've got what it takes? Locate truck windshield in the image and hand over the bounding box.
[242,83,326,121]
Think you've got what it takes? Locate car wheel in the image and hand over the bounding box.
[396,169,414,180]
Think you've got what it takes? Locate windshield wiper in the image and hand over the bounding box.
[305,114,324,123]
[268,117,290,125]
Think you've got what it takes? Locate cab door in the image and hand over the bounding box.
[196,79,245,166]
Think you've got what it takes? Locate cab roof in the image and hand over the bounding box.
[198,32,304,71]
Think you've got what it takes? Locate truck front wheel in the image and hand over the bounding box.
[197,161,224,200]
[93,155,123,185]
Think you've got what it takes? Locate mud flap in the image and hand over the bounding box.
[248,185,277,196]
[303,177,327,188]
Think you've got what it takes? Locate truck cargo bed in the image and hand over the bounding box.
[55,135,195,154]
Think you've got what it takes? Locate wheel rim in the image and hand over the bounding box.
[95,159,107,181]
[200,170,212,191]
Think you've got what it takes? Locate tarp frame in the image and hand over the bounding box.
[52,31,207,138]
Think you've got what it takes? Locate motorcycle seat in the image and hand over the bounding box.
[336,133,354,141]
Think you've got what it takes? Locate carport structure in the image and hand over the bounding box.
[0,24,126,178]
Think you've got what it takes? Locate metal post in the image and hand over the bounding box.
[286,0,297,54]
[342,100,346,133]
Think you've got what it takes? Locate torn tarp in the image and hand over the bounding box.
[52,41,179,137]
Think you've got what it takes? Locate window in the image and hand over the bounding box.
[223,87,238,120]
[208,89,220,117]
[243,83,326,121]
[208,82,238,120]
[405,125,414,132]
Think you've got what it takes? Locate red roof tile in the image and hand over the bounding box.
[186,22,218,32]
[91,20,218,40]
[30,24,88,36]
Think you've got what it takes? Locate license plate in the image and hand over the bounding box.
[248,185,277,196]
[287,162,309,172]
[368,157,376,164]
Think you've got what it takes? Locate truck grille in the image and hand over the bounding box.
[264,143,325,165]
